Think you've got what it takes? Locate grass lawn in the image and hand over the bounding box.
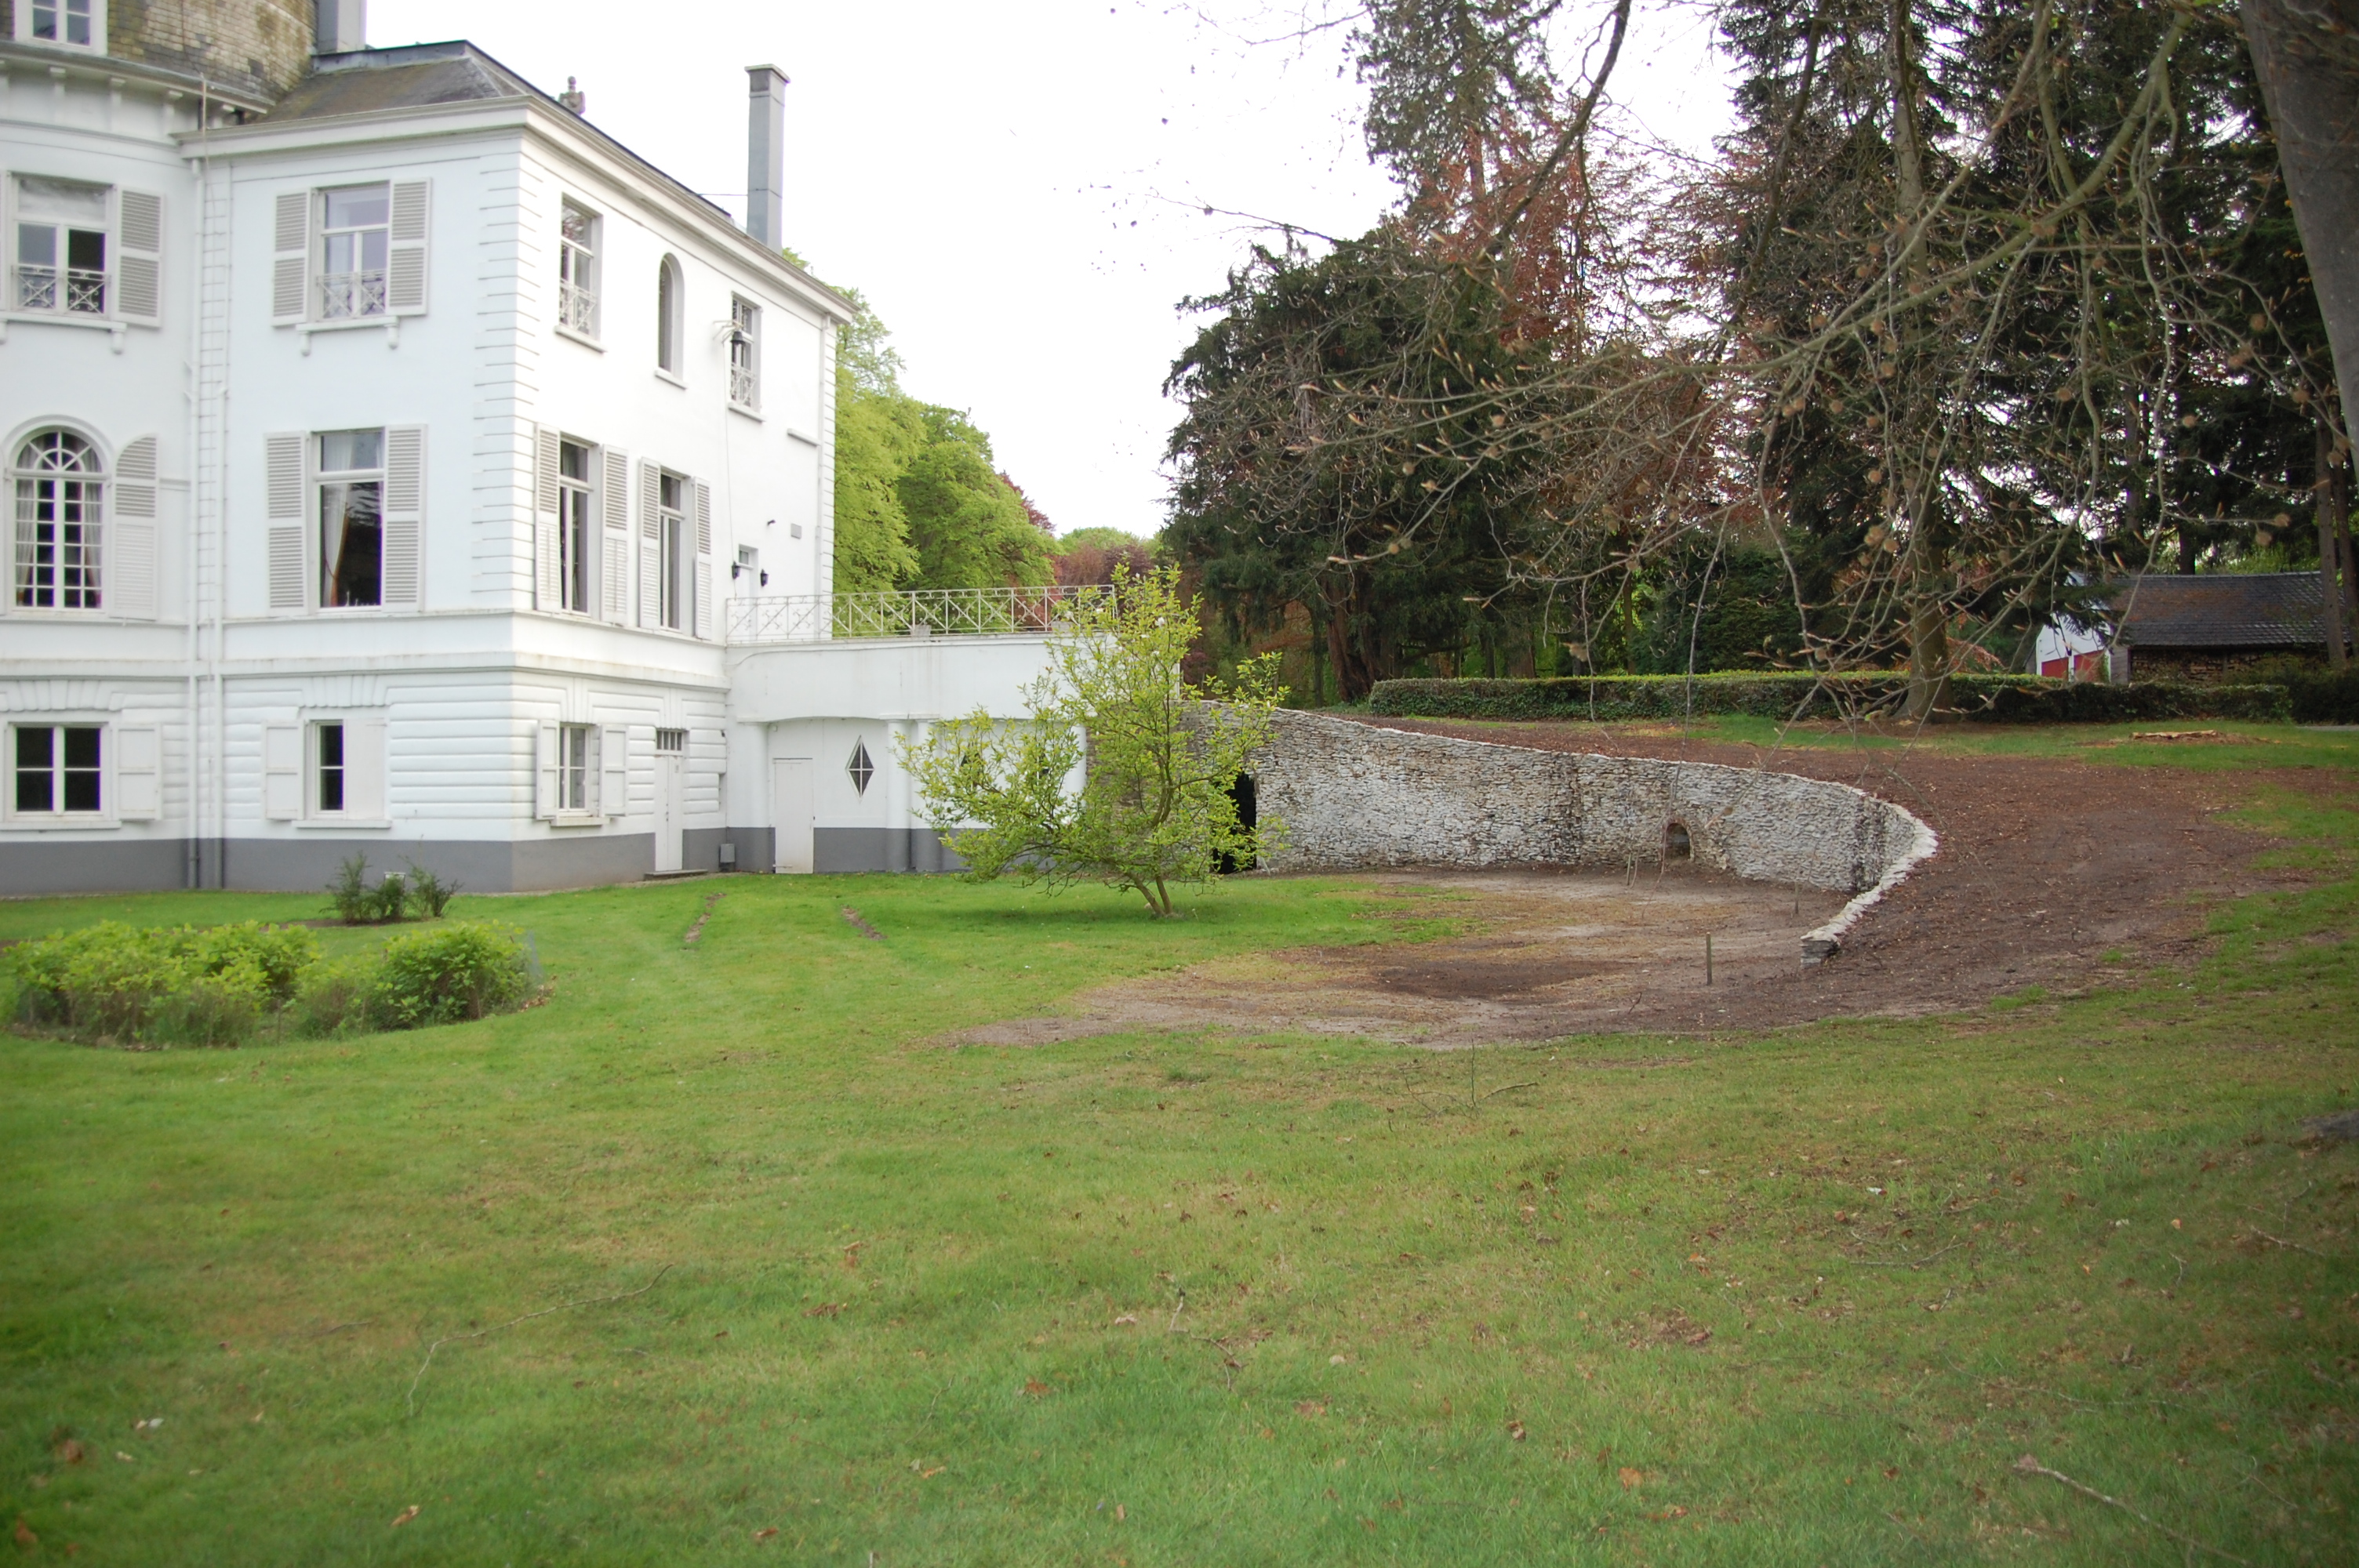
[3,758,2355,1564]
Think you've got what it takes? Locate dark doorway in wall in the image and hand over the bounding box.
[1216,774,1258,873]
[1664,820,1691,860]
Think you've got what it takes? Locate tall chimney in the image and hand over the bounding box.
[745,65,788,250]
[314,0,366,54]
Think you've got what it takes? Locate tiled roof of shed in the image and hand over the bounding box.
[2106,572,2328,649]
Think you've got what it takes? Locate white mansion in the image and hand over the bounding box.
[2,2,1050,895]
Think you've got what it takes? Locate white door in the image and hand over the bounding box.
[772,757,815,873]
[652,753,684,873]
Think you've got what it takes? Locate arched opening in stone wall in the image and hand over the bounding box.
[1216,773,1258,873]
[1664,820,1692,860]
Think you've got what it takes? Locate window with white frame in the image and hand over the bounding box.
[657,472,686,630]
[16,0,101,49]
[13,430,104,611]
[558,723,593,814]
[314,721,347,813]
[656,256,683,376]
[318,183,390,320]
[14,175,108,316]
[13,724,102,815]
[558,201,599,336]
[558,438,593,613]
[318,429,383,608]
[728,296,760,408]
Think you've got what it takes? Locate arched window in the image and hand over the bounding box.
[12,430,104,610]
[656,255,683,376]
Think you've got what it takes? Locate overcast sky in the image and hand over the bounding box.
[371,1,1734,539]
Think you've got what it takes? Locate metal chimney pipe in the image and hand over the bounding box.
[314,0,366,53]
[745,65,788,250]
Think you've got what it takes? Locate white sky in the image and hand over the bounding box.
[371,1,1734,539]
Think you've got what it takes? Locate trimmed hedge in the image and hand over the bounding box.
[2283,668,2359,725]
[1365,672,2292,724]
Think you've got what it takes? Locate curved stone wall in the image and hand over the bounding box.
[1250,711,1936,965]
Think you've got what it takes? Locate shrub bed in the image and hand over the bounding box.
[1365,672,2292,724]
[2283,668,2359,725]
[8,919,534,1048]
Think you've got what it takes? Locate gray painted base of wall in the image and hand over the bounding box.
[1,834,658,897]
[3,826,972,896]
[814,827,965,874]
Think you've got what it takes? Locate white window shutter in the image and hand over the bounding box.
[387,180,430,314]
[638,459,661,627]
[600,727,627,818]
[533,424,562,610]
[692,479,714,640]
[264,724,302,819]
[346,718,388,819]
[535,720,559,819]
[116,726,161,820]
[111,436,158,619]
[265,432,307,611]
[381,425,424,608]
[114,190,162,325]
[602,446,631,624]
[272,190,310,324]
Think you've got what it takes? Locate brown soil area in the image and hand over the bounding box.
[954,719,2323,1047]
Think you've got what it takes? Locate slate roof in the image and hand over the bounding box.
[2106,572,2328,649]
[258,42,736,228]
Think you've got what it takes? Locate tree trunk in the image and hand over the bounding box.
[1890,0,1947,720]
[2244,0,2359,464]
[2325,419,2352,669]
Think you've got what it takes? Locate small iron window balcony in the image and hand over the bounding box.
[318,269,387,321]
[558,279,599,336]
[14,265,107,315]
[728,361,758,408]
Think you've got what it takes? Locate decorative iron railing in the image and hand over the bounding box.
[728,361,759,409]
[727,586,1106,644]
[318,269,387,320]
[558,280,599,335]
[14,265,105,314]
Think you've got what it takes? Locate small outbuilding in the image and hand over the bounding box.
[2102,572,2335,684]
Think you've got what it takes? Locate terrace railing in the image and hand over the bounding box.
[727,586,1105,644]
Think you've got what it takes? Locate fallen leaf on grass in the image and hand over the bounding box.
[1619,1468,1645,1490]
[753,1526,779,1541]
[1114,1504,1127,1522]
[921,1467,945,1479]
[390,1505,420,1528]
[114,1452,134,1464]
[53,1438,83,1466]
[1111,1314,1138,1326]
[1507,1421,1527,1442]
[1023,1380,1054,1398]
[804,1303,844,1319]
[15,1519,37,1550]
[1296,1399,1329,1418]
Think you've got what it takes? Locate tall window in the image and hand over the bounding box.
[318,183,390,320]
[13,176,107,316]
[558,724,592,813]
[558,439,593,613]
[728,296,759,408]
[558,201,598,336]
[655,256,683,376]
[13,724,101,815]
[24,0,97,47]
[658,473,685,630]
[316,721,346,813]
[13,430,104,610]
[318,429,383,608]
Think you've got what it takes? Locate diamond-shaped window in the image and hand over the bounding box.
[846,739,874,796]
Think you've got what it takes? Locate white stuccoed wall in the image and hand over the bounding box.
[1249,711,1937,965]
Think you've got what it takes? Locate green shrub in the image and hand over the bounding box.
[2284,668,2359,724]
[369,922,533,1029]
[6,920,318,1047]
[287,959,377,1039]
[403,862,459,919]
[1365,672,2292,724]
[374,871,409,924]
[328,854,376,924]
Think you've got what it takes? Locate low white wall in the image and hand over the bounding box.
[1251,712,1936,964]
[726,633,1055,724]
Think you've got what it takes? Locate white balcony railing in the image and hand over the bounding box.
[15,266,105,314]
[318,269,387,320]
[727,586,1106,644]
[728,361,759,409]
[558,280,598,336]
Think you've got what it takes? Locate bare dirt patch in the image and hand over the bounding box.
[951,718,2332,1047]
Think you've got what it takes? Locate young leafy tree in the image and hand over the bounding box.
[904,567,1283,917]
